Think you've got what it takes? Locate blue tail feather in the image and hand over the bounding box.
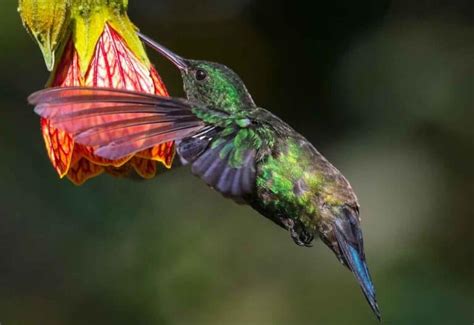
[334,210,381,321]
[347,245,380,320]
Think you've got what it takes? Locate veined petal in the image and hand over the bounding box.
[135,141,175,169]
[41,39,80,177]
[71,23,174,182]
[67,157,105,186]
[85,24,156,92]
[131,157,157,179]
[43,32,174,183]
[41,118,74,178]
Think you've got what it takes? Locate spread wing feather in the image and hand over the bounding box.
[29,86,263,198]
[29,87,205,160]
[178,127,259,198]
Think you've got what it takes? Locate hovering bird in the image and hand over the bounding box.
[29,32,380,320]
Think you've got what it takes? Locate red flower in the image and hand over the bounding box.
[20,1,175,184]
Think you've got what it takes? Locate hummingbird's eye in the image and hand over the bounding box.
[195,69,207,81]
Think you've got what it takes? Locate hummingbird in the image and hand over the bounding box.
[29,32,381,320]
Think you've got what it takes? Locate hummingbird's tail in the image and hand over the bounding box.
[333,208,381,321]
[29,87,205,160]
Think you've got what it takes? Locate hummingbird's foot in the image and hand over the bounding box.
[282,218,314,247]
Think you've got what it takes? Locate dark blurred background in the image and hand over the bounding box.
[0,0,473,324]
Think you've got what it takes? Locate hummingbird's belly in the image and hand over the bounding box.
[250,139,321,230]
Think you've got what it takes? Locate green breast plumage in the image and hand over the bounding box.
[253,137,320,229]
[252,132,358,231]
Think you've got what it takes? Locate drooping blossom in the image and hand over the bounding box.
[19,0,174,184]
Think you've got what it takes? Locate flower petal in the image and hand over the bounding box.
[135,142,175,169]
[66,157,104,185]
[81,24,175,178]
[41,39,80,177]
[41,118,74,177]
[39,22,175,184]
[131,157,157,179]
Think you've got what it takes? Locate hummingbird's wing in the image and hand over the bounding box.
[29,87,205,160]
[29,87,265,199]
[177,126,258,199]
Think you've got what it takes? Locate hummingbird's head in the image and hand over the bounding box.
[319,205,381,321]
[138,33,255,112]
[180,60,256,112]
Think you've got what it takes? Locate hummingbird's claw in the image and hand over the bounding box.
[282,218,314,247]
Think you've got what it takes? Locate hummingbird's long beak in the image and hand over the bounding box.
[137,32,188,70]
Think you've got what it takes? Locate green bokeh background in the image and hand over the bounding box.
[0,1,472,324]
